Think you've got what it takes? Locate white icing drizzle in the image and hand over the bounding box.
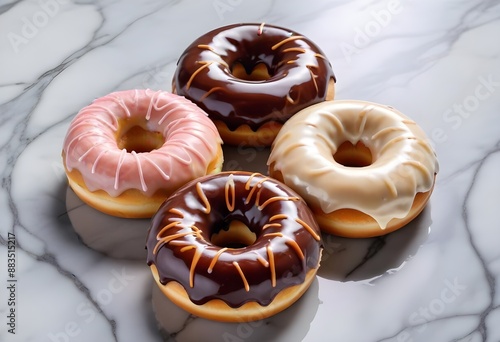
[63,89,222,197]
[114,149,127,190]
[78,141,109,162]
[131,151,148,192]
[142,155,171,181]
[91,150,108,174]
[268,100,439,229]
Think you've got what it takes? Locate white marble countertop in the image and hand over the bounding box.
[1,0,500,341]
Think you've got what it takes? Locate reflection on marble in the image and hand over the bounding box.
[1,0,500,341]
[66,187,150,260]
[152,278,320,342]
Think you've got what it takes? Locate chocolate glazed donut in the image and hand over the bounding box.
[172,23,336,146]
[146,172,323,322]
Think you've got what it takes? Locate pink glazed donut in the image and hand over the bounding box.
[62,89,224,218]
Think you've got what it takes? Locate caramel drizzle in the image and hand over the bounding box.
[258,196,300,210]
[286,93,297,105]
[200,86,224,101]
[266,245,276,287]
[154,173,319,295]
[154,231,195,254]
[306,65,319,94]
[244,173,261,190]
[168,240,192,247]
[225,174,236,212]
[154,219,203,254]
[180,245,196,253]
[196,182,211,214]
[156,221,182,239]
[271,35,305,50]
[262,223,282,231]
[252,251,269,267]
[244,175,269,205]
[282,47,306,54]
[269,214,288,221]
[186,61,213,90]
[263,214,318,248]
[255,187,263,207]
[295,218,321,241]
[168,208,185,218]
[195,43,231,96]
[208,247,228,274]
[263,233,304,260]
[233,261,250,292]
[197,44,216,53]
[189,247,203,288]
[314,53,327,60]
[262,213,288,230]
[196,44,229,69]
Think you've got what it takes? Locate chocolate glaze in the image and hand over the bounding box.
[146,172,322,308]
[172,23,336,131]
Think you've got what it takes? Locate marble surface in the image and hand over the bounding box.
[1,0,500,341]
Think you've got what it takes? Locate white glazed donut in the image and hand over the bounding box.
[268,100,439,238]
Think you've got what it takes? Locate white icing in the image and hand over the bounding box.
[268,100,439,228]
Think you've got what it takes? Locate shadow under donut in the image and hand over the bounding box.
[318,204,433,282]
[151,277,320,342]
[65,186,150,260]
[222,145,270,174]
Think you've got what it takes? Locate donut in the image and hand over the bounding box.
[146,171,322,322]
[172,23,336,147]
[268,100,439,238]
[62,89,223,218]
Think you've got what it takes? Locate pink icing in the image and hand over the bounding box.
[63,89,222,197]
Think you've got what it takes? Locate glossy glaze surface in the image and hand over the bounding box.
[268,100,439,229]
[1,0,499,341]
[173,23,335,130]
[147,172,321,307]
[63,89,222,197]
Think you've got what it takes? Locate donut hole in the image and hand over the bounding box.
[333,141,373,167]
[210,220,257,249]
[117,125,164,153]
[231,61,271,81]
